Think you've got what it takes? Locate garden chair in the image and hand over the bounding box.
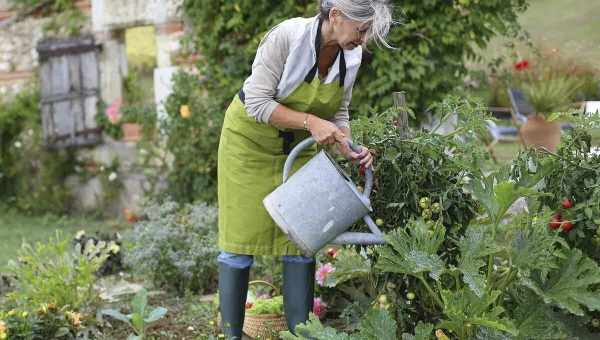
[507,88,533,126]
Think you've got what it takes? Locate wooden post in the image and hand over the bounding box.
[393,91,409,138]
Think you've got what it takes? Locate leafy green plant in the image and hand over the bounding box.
[9,0,85,36]
[101,288,167,340]
[281,309,399,339]
[123,200,219,294]
[246,296,284,316]
[522,72,584,116]
[0,305,84,340]
[161,72,223,203]
[6,231,107,313]
[512,128,600,263]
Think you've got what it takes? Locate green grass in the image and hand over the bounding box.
[519,0,600,68]
[474,0,600,72]
[0,210,127,271]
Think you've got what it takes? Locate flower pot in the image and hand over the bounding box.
[519,114,561,152]
[121,123,142,142]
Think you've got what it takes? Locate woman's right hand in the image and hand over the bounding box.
[307,114,346,145]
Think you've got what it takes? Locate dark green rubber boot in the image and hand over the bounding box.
[218,262,250,340]
[282,260,316,334]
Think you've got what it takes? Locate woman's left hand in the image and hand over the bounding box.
[337,142,374,170]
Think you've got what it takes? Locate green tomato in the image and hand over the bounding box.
[406,292,415,300]
[375,218,384,226]
[431,202,441,214]
[592,318,600,328]
[422,208,432,219]
[378,294,388,304]
[419,197,430,209]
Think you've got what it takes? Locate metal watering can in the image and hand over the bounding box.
[263,137,386,257]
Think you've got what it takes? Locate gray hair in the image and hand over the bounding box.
[320,0,396,48]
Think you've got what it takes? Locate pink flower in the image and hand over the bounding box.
[313,297,327,319]
[315,262,335,286]
[105,98,122,124]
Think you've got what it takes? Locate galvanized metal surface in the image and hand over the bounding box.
[263,137,385,257]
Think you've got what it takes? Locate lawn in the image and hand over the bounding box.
[0,210,126,270]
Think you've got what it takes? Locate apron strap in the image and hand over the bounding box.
[278,131,295,155]
[304,18,347,88]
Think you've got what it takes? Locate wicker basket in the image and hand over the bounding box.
[242,280,288,339]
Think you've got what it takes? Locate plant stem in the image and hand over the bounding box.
[418,275,443,308]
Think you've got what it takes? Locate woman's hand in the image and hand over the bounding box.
[307,115,346,145]
[337,142,374,170]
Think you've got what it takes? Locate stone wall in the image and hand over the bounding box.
[0,1,93,95]
[1,0,188,216]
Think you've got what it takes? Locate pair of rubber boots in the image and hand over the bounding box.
[218,261,315,339]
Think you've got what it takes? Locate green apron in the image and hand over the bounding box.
[217,22,348,256]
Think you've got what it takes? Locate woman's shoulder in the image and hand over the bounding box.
[272,16,316,40]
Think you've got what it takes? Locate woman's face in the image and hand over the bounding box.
[329,8,371,50]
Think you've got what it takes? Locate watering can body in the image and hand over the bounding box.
[263,137,385,257]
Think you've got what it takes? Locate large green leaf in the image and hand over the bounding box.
[357,308,398,340]
[131,288,148,317]
[438,288,517,337]
[512,300,567,340]
[506,214,566,279]
[101,309,132,326]
[401,322,434,340]
[457,225,499,297]
[519,248,600,316]
[145,307,168,324]
[280,314,353,340]
[469,172,540,225]
[376,219,445,280]
[326,248,372,287]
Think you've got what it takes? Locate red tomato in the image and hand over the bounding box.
[561,199,573,209]
[561,221,574,232]
[245,302,253,309]
[549,214,562,230]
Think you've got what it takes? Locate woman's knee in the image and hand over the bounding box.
[217,251,254,269]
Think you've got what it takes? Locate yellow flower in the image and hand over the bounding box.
[65,311,82,328]
[435,329,449,340]
[180,105,191,119]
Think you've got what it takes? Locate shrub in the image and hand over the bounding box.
[160,72,223,203]
[123,199,219,294]
[6,232,107,313]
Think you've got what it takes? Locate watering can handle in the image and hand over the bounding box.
[282,137,385,246]
[282,137,374,199]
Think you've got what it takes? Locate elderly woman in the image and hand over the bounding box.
[217,0,394,337]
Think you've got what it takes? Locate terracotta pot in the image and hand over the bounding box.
[121,123,142,142]
[519,114,561,152]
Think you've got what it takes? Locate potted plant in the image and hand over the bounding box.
[120,106,156,142]
[519,69,583,151]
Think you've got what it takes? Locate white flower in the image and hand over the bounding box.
[108,172,118,181]
[75,230,86,239]
[100,166,105,172]
[14,141,22,148]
